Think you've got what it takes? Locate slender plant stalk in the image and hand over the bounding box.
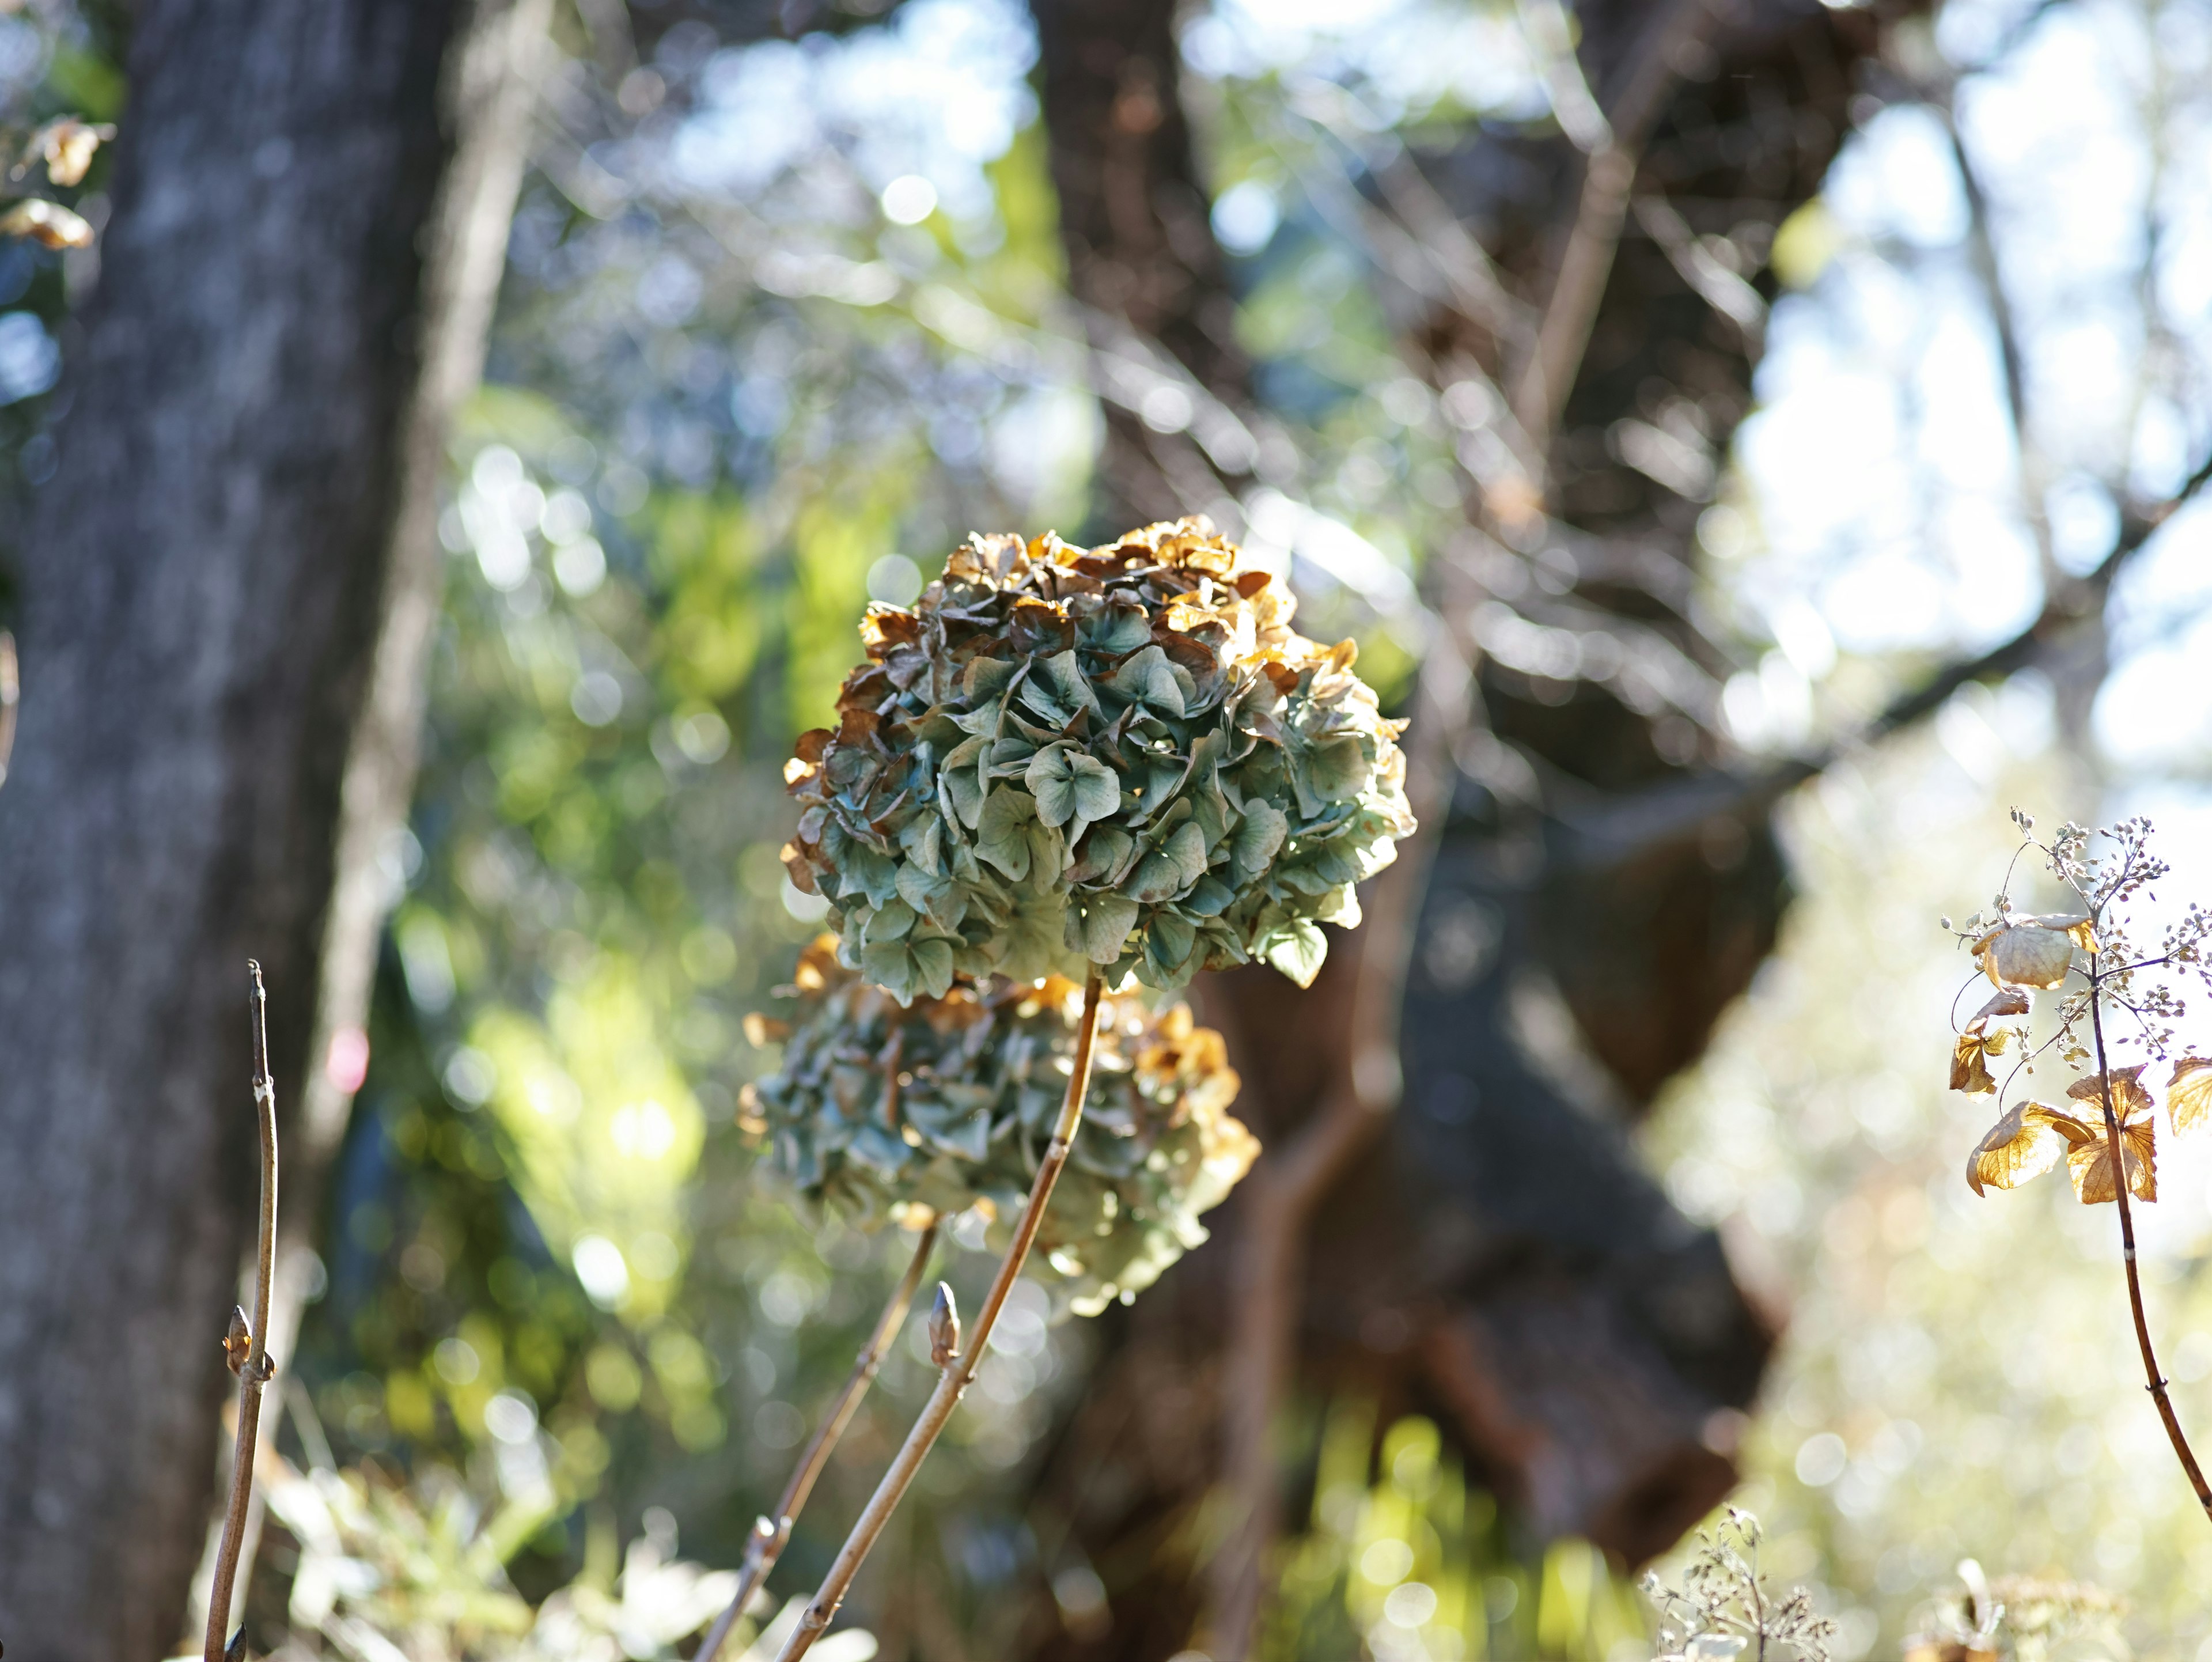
[2085,955,2212,1519]
[205,962,281,1661]
[0,629,18,788]
[774,970,1106,1662]
[695,1223,940,1662]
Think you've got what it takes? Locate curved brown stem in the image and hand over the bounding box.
[204,963,280,1661]
[695,1222,940,1662]
[2087,958,2212,1520]
[775,971,1105,1662]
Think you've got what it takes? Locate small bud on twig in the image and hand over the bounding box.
[222,1307,252,1376]
[927,1281,960,1368]
[739,1513,777,1572]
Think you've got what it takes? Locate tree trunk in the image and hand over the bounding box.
[0,1,541,1652]
[1028,0,1255,533]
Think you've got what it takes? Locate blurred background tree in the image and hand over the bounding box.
[2,0,2211,1658]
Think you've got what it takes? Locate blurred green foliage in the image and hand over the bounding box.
[1267,1405,1649,1662]
[3,0,2202,1656]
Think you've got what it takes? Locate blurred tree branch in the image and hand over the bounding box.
[1557,444,2212,879]
[1508,0,1715,471]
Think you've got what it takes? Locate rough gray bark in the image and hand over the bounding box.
[0,1,540,1653]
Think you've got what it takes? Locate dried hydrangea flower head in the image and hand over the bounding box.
[780,517,1416,1001]
[741,938,1259,1316]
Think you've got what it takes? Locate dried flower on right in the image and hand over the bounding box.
[1943,812,2212,1519]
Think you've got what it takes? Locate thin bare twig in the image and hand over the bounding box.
[695,1224,940,1662]
[1631,195,1764,351]
[1510,0,1715,462]
[0,629,17,789]
[2085,958,2212,1519]
[204,963,280,1662]
[1559,444,2212,873]
[774,971,1107,1662]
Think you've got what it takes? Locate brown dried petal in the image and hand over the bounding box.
[1965,1103,2068,1196]
[2168,1057,2212,1138]
[2066,1113,2157,1205]
[2065,1065,2153,1120]
[1950,1032,1997,1095]
[1965,987,2031,1033]
[0,198,92,249]
[1980,924,2074,990]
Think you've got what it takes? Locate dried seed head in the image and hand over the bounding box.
[927,1281,960,1367]
[750,945,1255,1315]
[780,518,1415,1002]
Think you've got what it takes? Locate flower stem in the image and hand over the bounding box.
[773,970,1106,1662]
[2087,954,2212,1519]
[695,1222,940,1662]
[204,963,280,1661]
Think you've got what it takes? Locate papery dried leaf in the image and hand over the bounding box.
[0,197,92,249]
[794,936,840,989]
[2066,1065,2153,1120]
[1978,923,2074,989]
[2168,1057,2212,1137]
[1965,1102,2067,1195]
[1965,987,2031,1032]
[2018,911,2098,954]
[2067,1122,2157,1205]
[1950,1032,1997,1095]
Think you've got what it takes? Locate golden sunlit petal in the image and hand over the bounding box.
[2064,1114,2157,1206]
[1966,987,2031,1033]
[1965,1101,2066,1196]
[1950,1032,1997,1095]
[2066,1065,2153,1120]
[2166,1056,2212,1137]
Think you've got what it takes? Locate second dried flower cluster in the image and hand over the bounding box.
[743,938,1259,1316]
